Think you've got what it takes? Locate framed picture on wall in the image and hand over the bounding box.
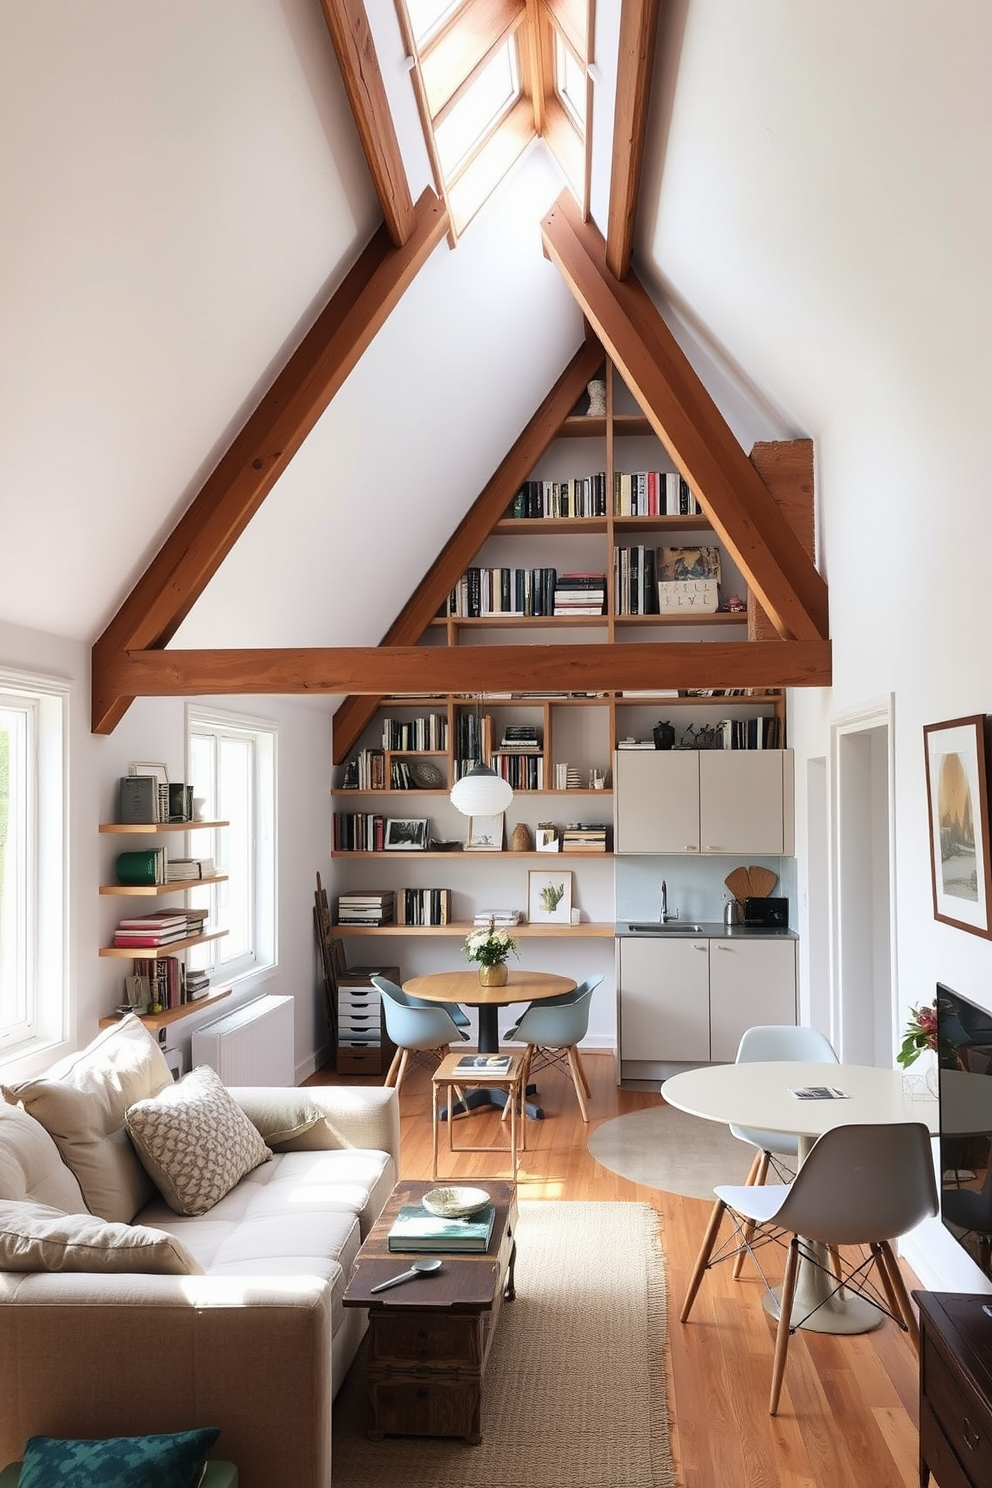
[384,818,428,851]
[924,715,992,938]
[527,869,573,925]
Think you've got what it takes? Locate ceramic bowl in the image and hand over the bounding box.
[421,1185,490,1219]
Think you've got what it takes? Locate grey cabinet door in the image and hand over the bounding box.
[708,938,797,1062]
[618,936,710,1062]
[614,751,700,854]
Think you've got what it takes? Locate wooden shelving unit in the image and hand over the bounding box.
[98,987,231,1031]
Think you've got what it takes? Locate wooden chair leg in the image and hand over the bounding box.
[680,1198,727,1323]
[572,1047,593,1097]
[392,1049,410,1094]
[769,1236,800,1415]
[732,1151,770,1279]
[743,1149,766,1186]
[566,1045,590,1122]
[384,1047,402,1087]
[877,1241,921,1352]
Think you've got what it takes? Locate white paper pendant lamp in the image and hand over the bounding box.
[449,763,514,816]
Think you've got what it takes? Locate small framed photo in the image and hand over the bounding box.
[465,814,505,851]
[535,826,560,853]
[384,818,428,851]
[528,868,573,924]
[924,716,992,938]
[128,761,169,785]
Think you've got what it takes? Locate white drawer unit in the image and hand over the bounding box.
[335,966,398,1076]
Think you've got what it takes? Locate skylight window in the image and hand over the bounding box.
[555,30,586,131]
[433,38,520,180]
[406,0,465,47]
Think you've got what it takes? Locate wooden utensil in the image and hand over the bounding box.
[746,866,778,898]
[724,866,752,905]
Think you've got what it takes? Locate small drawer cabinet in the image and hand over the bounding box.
[916,1290,992,1488]
[336,965,398,1076]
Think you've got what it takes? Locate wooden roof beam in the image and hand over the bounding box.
[320,0,417,246]
[542,190,829,642]
[330,337,604,762]
[606,0,662,280]
[96,638,832,702]
[91,188,449,735]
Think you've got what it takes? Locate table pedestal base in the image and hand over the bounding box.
[440,1083,544,1120]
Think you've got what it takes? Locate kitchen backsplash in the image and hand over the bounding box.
[615,854,798,926]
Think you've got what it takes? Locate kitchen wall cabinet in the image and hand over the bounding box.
[613,749,795,856]
[617,932,797,1075]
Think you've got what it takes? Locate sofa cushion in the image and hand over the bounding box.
[125,1064,271,1216]
[0,1199,203,1275]
[18,1428,219,1488]
[3,1016,174,1223]
[0,1100,87,1212]
[229,1088,325,1146]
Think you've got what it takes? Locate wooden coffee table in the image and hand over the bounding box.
[343,1179,518,1443]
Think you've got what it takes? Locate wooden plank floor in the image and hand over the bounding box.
[308,1050,924,1488]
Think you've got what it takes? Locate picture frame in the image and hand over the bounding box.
[128,761,169,785]
[384,818,428,851]
[535,826,560,853]
[923,715,992,938]
[528,868,573,924]
[465,813,504,851]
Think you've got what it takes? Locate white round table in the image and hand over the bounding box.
[662,1059,938,1334]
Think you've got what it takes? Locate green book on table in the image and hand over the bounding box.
[387,1204,496,1253]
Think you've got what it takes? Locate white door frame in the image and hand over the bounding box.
[829,696,898,1064]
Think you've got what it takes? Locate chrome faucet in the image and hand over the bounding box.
[660,880,679,923]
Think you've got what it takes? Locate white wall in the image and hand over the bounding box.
[634,0,992,1288]
[0,619,334,1086]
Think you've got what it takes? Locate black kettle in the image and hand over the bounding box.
[652,720,676,750]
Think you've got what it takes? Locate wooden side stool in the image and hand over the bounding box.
[432,1052,526,1179]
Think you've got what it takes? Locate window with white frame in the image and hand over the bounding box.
[0,671,68,1056]
[185,708,276,987]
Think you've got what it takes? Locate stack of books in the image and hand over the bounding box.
[165,856,215,881]
[473,909,520,927]
[112,912,190,949]
[553,572,606,616]
[336,890,395,926]
[183,968,211,1001]
[498,724,541,751]
[387,1203,497,1254]
[454,1053,513,1074]
[561,823,608,853]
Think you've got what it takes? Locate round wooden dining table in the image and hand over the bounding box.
[403,968,576,1118]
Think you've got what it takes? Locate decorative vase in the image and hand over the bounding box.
[479,962,508,988]
[902,1047,939,1100]
[585,379,607,417]
[510,822,532,853]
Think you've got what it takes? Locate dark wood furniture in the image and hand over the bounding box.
[916,1290,992,1487]
[343,1178,518,1443]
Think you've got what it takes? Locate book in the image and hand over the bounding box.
[789,1086,849,1100]
[115,848,166,886]
[117,776,159,825]
[387,1204,496,1253]
[454,1054,513,1073]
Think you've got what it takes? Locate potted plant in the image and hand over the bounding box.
[464,918,518,987]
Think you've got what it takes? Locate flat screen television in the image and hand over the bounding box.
[936,982,992,1280]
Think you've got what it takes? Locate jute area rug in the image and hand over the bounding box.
[331,1200,674,1488]
[588,1102,754,1199]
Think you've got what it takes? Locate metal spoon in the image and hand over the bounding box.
[369,1257,443,1294]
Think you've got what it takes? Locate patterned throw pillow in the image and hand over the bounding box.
[18,1428,219,1488]
[125,1064,271,1216]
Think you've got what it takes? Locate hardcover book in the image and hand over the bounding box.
[387,1204,496,1253]
[454,1054,513,1074]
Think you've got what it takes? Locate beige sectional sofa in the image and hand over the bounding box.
[0,1015,399,1488]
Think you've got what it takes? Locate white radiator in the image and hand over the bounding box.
[191,994,295,1086]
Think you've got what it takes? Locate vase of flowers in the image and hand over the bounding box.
[898,1001,939,1098]
[464,918,518,987]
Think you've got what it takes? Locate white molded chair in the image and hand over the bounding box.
[502,975,603,1122]
[680,1120,938,1414]
[371,975,468,1095]
[368,973,470,1028]
[730,1024,839,1187]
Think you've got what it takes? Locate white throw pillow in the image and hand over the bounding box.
[0,1199,202,1274]
[3,1015,174,1222]
[125,1064,271,1216]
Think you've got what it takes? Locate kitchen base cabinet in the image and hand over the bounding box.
[617,933,797,1079]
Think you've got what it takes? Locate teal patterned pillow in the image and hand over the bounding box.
[18,1428,220,1488]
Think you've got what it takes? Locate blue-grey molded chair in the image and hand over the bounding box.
[371,975,468,1095]
[370,973,470,1029]
[502,976,603,1122]
[730,1024,840,1186]
[680,1121,938,1414]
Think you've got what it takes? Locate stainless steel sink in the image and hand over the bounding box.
[625,921,705,933]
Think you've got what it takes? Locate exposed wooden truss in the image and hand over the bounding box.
[605,0,662,278]
[542,190,829,643]
[91,188,449,735]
